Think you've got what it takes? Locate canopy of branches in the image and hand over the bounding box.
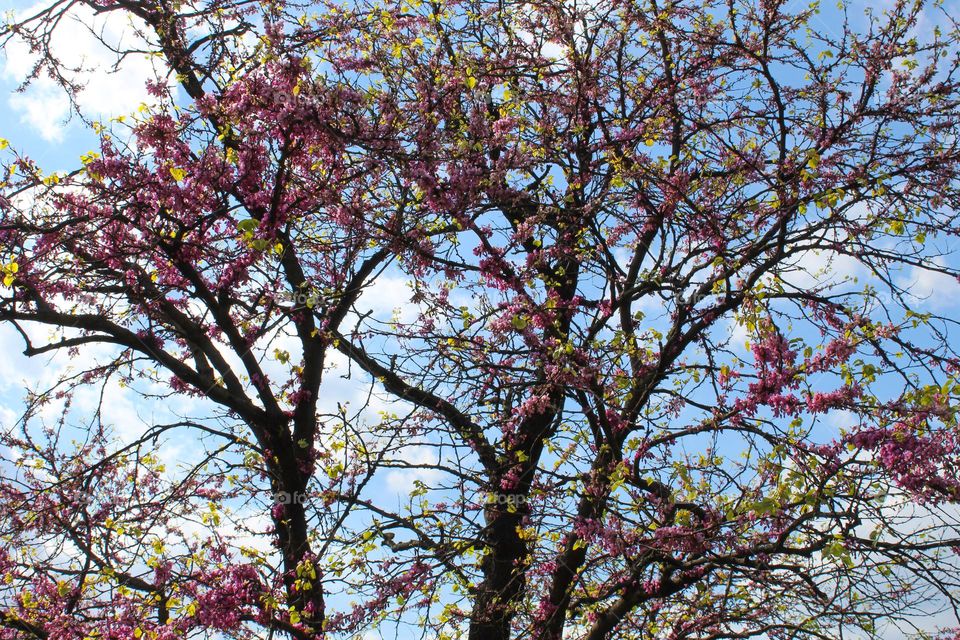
[1,0,960,639]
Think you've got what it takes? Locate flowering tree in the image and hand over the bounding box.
[2,0,960,638]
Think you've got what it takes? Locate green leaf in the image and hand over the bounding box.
[237,219,259,233]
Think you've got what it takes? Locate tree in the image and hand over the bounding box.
[2,0,960,637]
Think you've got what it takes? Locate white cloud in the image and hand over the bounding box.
[2,2,162,141]
[72,379,147,443]
[516,28,566,63]
[384,445,443,497]
[775,245,867,294]
[353,274,421,324]
[823,408,855,435]
[7,84,71,142]
[897,258,960,311]
[717,315,750,355]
